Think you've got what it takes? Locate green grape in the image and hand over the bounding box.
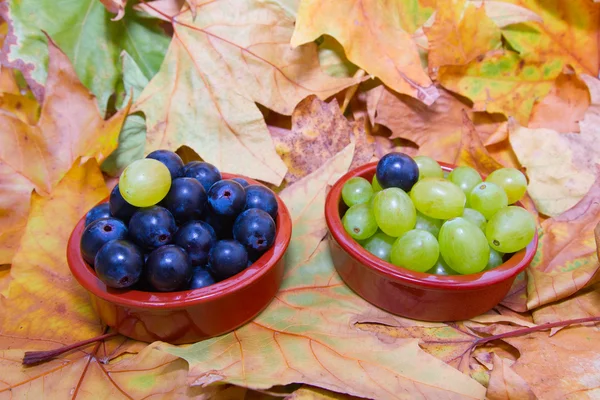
[342,203,378,240]
[390,229,439,272]
[372,174,383,192]
[486,206,536,253]
[415,211,442,237]
[470,182,508,220]
[426,257,458,276]
[485,247,504,270]
[410,177,466,220]
[342,177,374,207]
[361,230,395,262]
[461,208,486,232]
[119,159,172,207]
[485,168,528,204]
[372,188,416,237]
[439,217,489,274]
[414,155,443,180]
[448,166,482,204]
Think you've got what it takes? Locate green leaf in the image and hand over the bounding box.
[2,0,170,113]
[101,52,149,176]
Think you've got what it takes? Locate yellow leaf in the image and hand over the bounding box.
[439,50,563,124]
[291,0,439,105]
[425,0,501,69]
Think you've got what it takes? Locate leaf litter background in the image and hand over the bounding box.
[0,0,599,398]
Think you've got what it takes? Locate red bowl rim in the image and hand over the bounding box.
[325,161,538,290]
[67,173,292,309]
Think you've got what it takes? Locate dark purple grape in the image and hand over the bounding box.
[180,161,221,192]
[376,152,419,192]
[109,184,139,223]
[208,240,248,281]
[129,206,177,250]
[80,218,128,265]
[146,150,184,180]
[233,208,276,259]
[94,239,143,289]
[173,220,216,267]
[244,185,278,220]
[208,179,246,217]
[145,245,193,292]
[85,203,112,227]
[189,267,215,289]
[161,177,207,222]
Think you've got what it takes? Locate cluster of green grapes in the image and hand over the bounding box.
[341,155,536,275]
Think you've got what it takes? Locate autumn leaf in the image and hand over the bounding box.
[101,52,149,176]
[528,72,590,133]
[424,0,501,70]
[488,321,600,399]
[524,171,600,310]
[1,0,170,111]
[485,354,536,400]
[501,0,600,77]
[0,38,129,265]
[316,36,359,79]
[135,0,361,185]
[159,144,485,399]
[291,0,439,105]
[99,0,127,21]
[270,95,373,184]
[438,50,563,124]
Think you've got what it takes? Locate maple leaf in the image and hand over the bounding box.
[0,160,211,399]
[291,0,439,105]
[501,0,600,77]
[438,50,563,124]
[0,0,170,111]
[485,354,536,400]
[424,0,501,69]
[0,38,129,265]
[509,75,600,217]
[270,95,373,184]
[528,72,590,133]
[159,144,485,399]
[523,171,600,310]
[135,0,360,185]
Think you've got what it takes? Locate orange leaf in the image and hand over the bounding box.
[486,354,536,400]
[494,322,600,398]
[424,0,501,69]
[0,160,210,398]
[528,73,591,133]
[270,96,373,184]
[0,37,129,195]
[0,92,40,124]
[525,170,600,310]
[455,111,505,174]
[291,0,439,105]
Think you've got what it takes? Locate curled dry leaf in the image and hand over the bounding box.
[501,0,599,77]
[424,0,501,70]
[528,72,591,133]
[160,144,485,400]
[270,95,373,184]
[135,0,361,185]
[467,0,542,28]
[525,170,600,310]
[486,354,536,400]
[439,50,563,125]
[0,39,129,265]
[99,0,127,21]
[291,0,439,105]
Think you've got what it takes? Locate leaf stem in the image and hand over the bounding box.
[474,316,600,347]
[22,332,119,366]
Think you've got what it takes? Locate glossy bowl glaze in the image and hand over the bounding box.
[325,162,538,322]
[68,173,292,344]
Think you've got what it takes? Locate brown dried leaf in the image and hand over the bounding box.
[486,354,536,400]
[270,96,373,184]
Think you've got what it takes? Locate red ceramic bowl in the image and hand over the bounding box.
[325,162,538,322]
[68,173,292,344]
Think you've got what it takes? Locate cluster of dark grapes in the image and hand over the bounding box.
[80,150,278,292]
